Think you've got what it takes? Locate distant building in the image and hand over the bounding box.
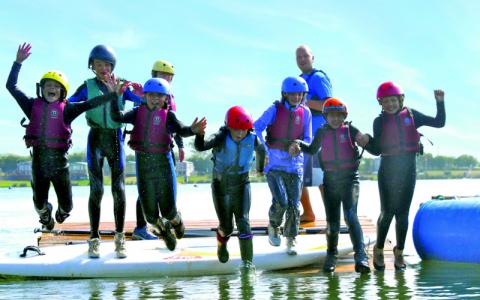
[14,161,32,180]
[70,162,89,180]
[176,161,194,177]
[125,161,136,177]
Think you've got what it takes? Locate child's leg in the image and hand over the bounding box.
[341,183,365,254]
[212,178,234,237]
[232,179,253,264]
[106,131,126,234]
[157,153,178,221]
[283,172,303,238]
[265,170,290,229]
[322,176,342,255]
[51,167,73,223]
[87,131,105,239]
[31,165,52,222]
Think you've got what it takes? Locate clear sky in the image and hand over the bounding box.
[1,1,478,159]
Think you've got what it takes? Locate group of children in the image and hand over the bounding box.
[7,42,445,275]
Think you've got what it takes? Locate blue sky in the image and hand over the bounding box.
[1,1,479,159]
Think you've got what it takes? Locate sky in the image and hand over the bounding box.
[1,0,479,159]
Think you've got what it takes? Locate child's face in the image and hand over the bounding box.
[228,127,248,142]
[153,71,174,83]
[326,112,346,129]
[42,80,63,102]
[379,96,402,114]
[145,92,167,110]
[92,59,113,81]
[285,92,304,106]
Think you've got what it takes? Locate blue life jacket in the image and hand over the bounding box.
[213,132,256,175]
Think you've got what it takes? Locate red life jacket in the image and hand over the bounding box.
[24,99,72,150]
[266,101,305,150]
[380,107,420,155]
[128,105,173,153]
[320,124,358,171]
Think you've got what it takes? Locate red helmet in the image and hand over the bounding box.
[323,98,348,115]
[377,81,404,99]
[225,106,253,130]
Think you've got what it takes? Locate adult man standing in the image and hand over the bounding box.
[296,45,332,222]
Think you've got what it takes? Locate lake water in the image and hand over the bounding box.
[1,179,479,299]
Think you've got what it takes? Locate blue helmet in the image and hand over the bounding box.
[88,45,117,70]
[143,78,171,94]
[281,76,309,93]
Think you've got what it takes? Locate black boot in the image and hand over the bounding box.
[216,232,230,263]
[354,250,371,274]
[39,203,55,231]
[239,238,255,274]
[323,252,338,273]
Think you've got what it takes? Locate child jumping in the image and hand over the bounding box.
[6,43,124,233]
[111,78,206,251]
[194,106,265,273]
[370,82,445,270]
[254,76,312,255]
[294,98,371,273]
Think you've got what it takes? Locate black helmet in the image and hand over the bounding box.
[88,45,117,70]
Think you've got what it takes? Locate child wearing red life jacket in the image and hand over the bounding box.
[294,98,371,274]
[111,78,206,252]
[254,76,312,256]
[369,82,446,271]
[6,43,125,234]
[194,106,265,273]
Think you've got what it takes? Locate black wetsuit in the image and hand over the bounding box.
[299,123,367,258]
[6,62,115,223]
[69,79,141,238]
[111,104,195,225]
[369,102,446,250]
[194,127,265,237]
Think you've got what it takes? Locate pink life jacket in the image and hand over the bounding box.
[24,99,71,150]
[380,107,420,155]
[168,94,176,112]
[320,124,358,171]
[266,101,305,150]
[128,105,173,153]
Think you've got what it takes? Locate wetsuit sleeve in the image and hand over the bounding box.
[68,84,88,103]
[297,127,322,154]
[253,104,276,147]
[254,135,266,172]
[122,88,144,106]
[64,92,117,124]
[349,124,360,143]
[411,102,446,129]
[174,134,184,148]
[167,111,195,137]
[6,62,34,117]
[365,117,382,156]
[194,127,227,151]
[110,95,136,124]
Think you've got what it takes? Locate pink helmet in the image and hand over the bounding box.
[376,81,404,99]
[225,106,253,130]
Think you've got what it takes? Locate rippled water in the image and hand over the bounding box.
[1,180,479,299]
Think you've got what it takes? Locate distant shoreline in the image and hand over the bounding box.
[1,170,479,188]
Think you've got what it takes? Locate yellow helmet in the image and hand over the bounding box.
[152,60,175,75]
[40,70,69,95]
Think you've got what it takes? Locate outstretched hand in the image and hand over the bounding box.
[131,82,144,97]
[191,117,207,135]
[104,74,131,95]
[434,89,445,102]
[16,43,32,64]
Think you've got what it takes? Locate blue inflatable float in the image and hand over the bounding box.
[413,196,480,263]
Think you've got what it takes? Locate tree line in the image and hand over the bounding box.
[0,152,478,176]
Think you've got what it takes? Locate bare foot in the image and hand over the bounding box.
[300,214,316,223]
